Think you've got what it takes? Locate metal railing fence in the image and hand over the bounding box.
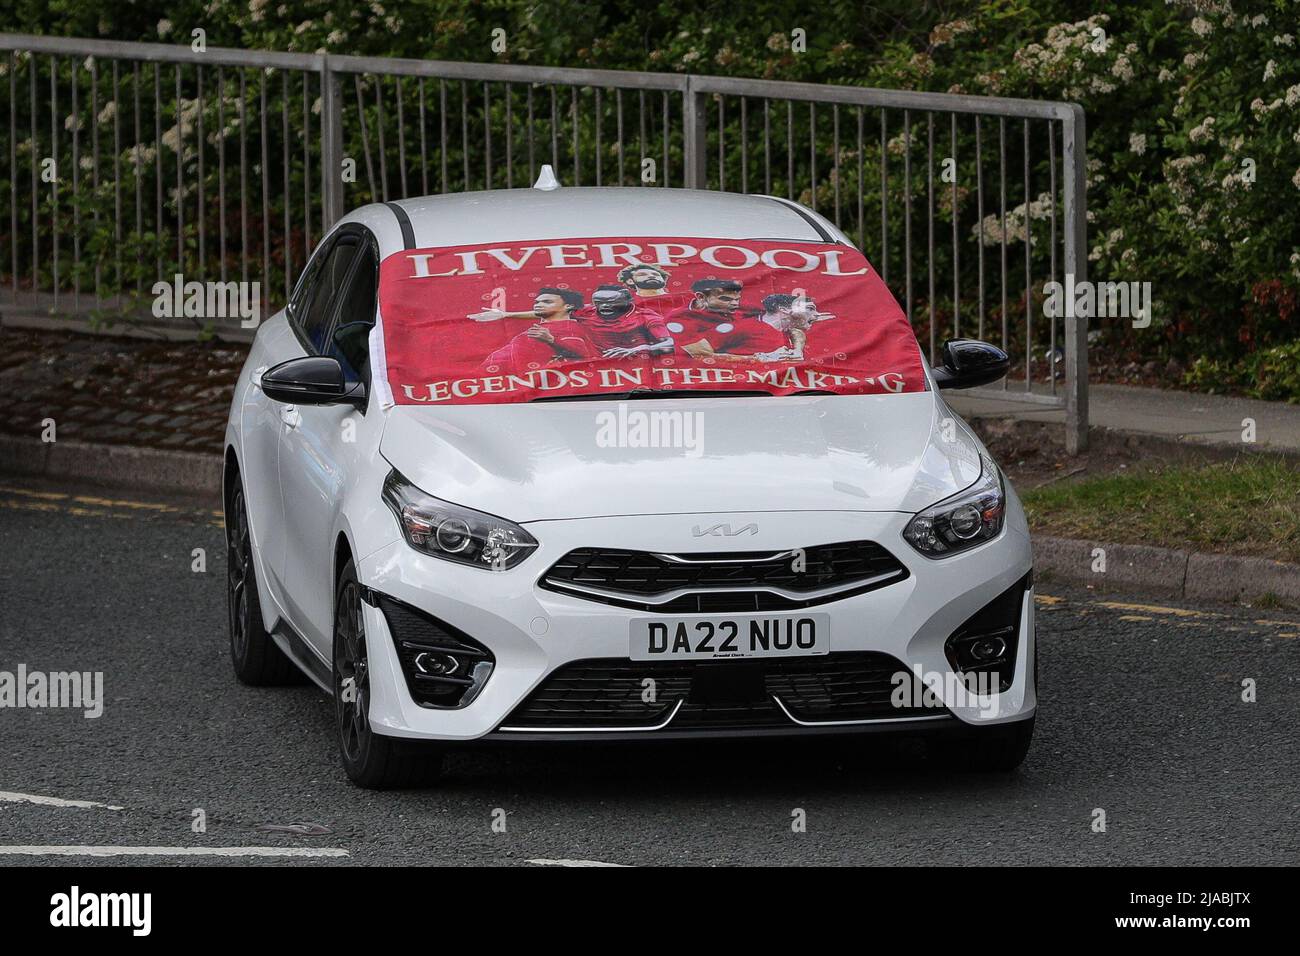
[0,33,1088,451]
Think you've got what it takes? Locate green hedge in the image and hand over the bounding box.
[4,1,1298,396]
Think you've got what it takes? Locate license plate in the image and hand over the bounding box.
[630,614,829,661]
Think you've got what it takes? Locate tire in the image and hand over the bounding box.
[333,558,445,789]
[227,478,300,685]
[932,717,1035,772]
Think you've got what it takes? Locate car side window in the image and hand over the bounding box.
[286,238,330,327]
[296,237,360,353]
[327,241,379,386]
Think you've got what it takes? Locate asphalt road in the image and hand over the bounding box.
[1,477,1297,866]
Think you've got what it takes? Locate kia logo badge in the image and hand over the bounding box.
[691,523,759,537]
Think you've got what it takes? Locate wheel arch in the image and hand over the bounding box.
[223,445,240,507]
[334,532,355,590]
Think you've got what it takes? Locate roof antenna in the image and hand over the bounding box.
[533,164,560,191]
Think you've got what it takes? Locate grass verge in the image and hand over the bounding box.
[1021,456,1300,564]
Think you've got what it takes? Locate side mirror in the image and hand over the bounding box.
[260,356,364,408]
[931,339,1010,390]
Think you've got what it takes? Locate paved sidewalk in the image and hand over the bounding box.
[949,382,1300,453]
[0,326,243,455]
[4,326,1299,459]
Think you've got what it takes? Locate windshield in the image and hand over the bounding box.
[372,235,926,406]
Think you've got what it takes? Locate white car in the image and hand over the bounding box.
[224,175,1036,788]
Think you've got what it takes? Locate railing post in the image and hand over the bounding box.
[320,55,345,232]
[683,77,707,190]
[1061,104,1089,455]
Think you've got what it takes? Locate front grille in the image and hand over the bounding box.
[500,652,933,730]
[539,541,908,612]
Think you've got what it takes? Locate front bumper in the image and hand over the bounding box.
[358,498,1036,742]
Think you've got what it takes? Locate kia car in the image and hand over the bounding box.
[224,173,1036,788]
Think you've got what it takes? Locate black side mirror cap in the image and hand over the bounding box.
[260,356,365,408]
[932,339,1011,390]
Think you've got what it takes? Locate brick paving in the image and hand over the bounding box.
[0,327,246,455]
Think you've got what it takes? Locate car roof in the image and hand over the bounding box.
[341,186,849,257]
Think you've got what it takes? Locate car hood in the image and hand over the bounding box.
[378,392,983,522]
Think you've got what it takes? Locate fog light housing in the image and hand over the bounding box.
[943,572,1031,692]
[371,592,495,708]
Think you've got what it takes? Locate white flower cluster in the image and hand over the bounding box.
[1251,97,1284,116]
[1163,153,1206,203]
[1012,15,1116,97]
[1164,0,1232,14]
[930,19,975,48]
[1221,167,1252,192]
[1188,116,1216,143]
[161,98,203,152]
[971,192,1055,246]
[1088,226,1125,263]
[127,143,156,167]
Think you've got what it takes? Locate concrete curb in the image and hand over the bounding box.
[0,434,222,497]
[3,434,1296,608]
[1033,535,1300,608]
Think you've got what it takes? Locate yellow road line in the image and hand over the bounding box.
[0,498,61,513]
[72,494,181,513]
[1036,592,1299,627]
[1093,600,1212,619]
[1,492,222,524]
[0,486,68,501]
[2,485,221,514]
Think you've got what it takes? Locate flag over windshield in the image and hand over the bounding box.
[372,236,927,406]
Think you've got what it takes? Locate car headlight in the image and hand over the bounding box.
[903,455,1005,558]
[381,470,538,571]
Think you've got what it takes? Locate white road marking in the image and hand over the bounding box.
[0,846,350,858]
[527,858,627,867]
[0,790,124,811]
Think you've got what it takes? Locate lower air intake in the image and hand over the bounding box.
[500,652,935,731]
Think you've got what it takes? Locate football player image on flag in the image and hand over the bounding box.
[477,287,592,370]
[616,262,695,311]
[755,292,837,360]
[662,278,790,363]
[470,283,672,359]
[373,236,927,406]
[572,285,675,359]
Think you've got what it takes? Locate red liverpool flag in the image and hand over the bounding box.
[373,236,927,406]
